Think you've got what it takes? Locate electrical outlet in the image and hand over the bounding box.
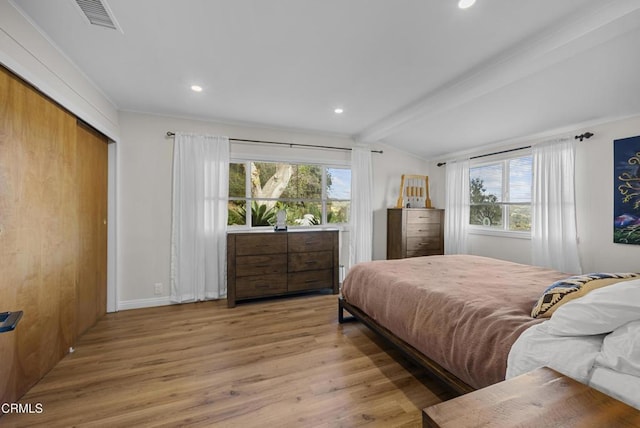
[154,283,163,295]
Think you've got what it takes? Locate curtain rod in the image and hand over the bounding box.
[436,132,594,167]
[165,132,383,154]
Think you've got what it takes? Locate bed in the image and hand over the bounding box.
[339,254,640,409]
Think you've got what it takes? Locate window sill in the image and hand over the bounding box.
[468,227,531,240]
[227,224,347,232]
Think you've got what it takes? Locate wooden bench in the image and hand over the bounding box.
[423,367,640,427]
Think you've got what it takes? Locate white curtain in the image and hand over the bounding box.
[171,132,229,302]
[350,145,373,267]
[531,139,582,274]
[444,159,470,254]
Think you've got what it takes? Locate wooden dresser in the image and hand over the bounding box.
[226,230,339,307]
[387,208,444,259]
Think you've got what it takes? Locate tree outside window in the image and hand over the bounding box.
[469,155,532,232]
[470,176,502,227]
[228,161,350,227]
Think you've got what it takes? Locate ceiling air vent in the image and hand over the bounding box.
[73,0,122,32]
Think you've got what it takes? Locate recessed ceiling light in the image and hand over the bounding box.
[458,0,476,9]
[334,108,344,114]
[191,85,203,92]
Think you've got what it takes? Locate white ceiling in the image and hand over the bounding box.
[11,0,640,159]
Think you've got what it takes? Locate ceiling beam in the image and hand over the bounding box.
[355,0,640,143]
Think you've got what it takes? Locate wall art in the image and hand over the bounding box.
[614,135,640,245]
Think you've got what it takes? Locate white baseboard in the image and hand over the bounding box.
[117,296,174,311]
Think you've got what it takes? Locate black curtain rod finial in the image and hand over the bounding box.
[575,132,594,142]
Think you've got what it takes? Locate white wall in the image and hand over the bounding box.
[117,111,422,309]
[432,114,640,273]
[371,144,432,260]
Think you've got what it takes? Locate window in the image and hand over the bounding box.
[228,161,351,227]
[469,154,532,232]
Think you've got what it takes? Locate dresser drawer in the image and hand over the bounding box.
[235,234,287,256]
[288,232,334,252]
[407,223,441,237]
[236,254,287,277]
[407,248,442,258]
[407,209,441,224]
[407,236,442,252]
[235,274,287,298]
[288,269,333,292]
[288,251,333,272]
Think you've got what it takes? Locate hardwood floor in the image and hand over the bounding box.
[2,294,454,427]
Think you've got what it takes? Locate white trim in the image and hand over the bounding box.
[106,143,118,312]
[468,227,531,240]
[227,224,346,233]
[230,153,351,167]
[117,296,174,311]
[469,148,533,166]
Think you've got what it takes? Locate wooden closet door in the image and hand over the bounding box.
[0,65,108,403]
[75,123,108,337]
[0,66,78,402]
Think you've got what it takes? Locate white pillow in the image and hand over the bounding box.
[546,279,640,336]
[595,320,640,377]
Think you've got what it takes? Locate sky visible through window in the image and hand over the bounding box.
[472,156,532,201]
[327,168,351,199]
[509,157,532,202]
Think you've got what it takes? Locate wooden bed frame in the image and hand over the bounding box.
[338,297,475,395]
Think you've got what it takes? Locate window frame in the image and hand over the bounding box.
[468,150,533,239]
[228,156,351,229]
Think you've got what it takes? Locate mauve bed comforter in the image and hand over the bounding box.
[341,255,568,389]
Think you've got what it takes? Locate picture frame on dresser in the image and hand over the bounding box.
[226,229,339,307]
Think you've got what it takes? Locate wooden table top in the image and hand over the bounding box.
[423,367,640,428]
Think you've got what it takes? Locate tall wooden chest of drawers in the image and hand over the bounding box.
[227,230,339,307]
[387,208,444,259]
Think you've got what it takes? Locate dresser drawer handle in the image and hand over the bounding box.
[255,284,271,289]
[305,280,321,284]
[305,261,317,264]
